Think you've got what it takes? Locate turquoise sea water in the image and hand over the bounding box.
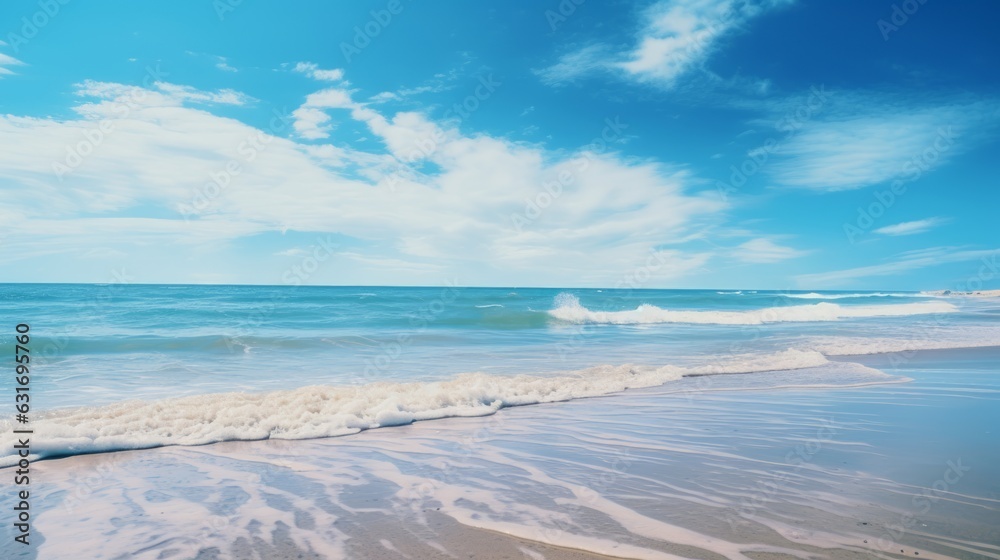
[1,284,998,465]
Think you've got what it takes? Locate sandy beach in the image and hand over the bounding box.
[5,346,998,559]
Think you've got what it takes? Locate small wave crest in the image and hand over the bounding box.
[547,294,957,325]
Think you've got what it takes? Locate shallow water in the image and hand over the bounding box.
[1,284,998,466]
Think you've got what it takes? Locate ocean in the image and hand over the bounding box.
[2,284,998,467]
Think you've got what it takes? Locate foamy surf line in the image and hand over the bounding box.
[785,292,925,299]
[548,294,957,325]
[0,349,888,467]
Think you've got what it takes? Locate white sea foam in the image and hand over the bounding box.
[548,294,957,325]
[475,304,504,308]
[0,349,832,467]
[785,292,922,299]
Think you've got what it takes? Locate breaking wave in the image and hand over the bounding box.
[547,294,957,325]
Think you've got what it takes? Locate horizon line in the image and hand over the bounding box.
[0,282,932,292]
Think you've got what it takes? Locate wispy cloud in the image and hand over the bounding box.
[796,247,998,287]
[536,0,793,89]
[735,237,807,263]
[185,51,239,73]
[0,42,25,77]
[874,217,947,236]
[534,44,612,86]
[275,248,309,257]
[370,83,453,103]
[80,247,128,259]
[215,56,237,73]
[762,96,998,191]
[72,80,253,108]
[370,60,473,103]
[154,82,252,105]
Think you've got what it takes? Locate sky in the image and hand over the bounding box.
[0,0,998,290]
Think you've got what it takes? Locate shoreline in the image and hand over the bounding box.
[6,346,999,559]
[0,351,905,469]
[924,289,1000,298]
[3,345,997,469]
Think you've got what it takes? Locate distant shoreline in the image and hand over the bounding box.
[924,289,1000,298]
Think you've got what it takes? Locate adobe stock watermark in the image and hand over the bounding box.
[676,291,791,402]
[383,74,501,192]
[870,458,969,553]
[223,236,340,352]
[957,250,999,293]
[5,0,71,53]
[552,249,675,363]
[213,0,244,21]
[354,280,460,384]
[32,268,133,368]
[392,410,510,517]
[340,0,411,63]
[544,0,587,31]
[52,65,169,182]
[724,418,838,529]
[877,252,998,371]
[60,453,129,516]
[877,0,930,41]
[536,449,634,545]
[509,116,628,231]
[842,126,955,244]
[717,84,829,202]
[177,107,294,220]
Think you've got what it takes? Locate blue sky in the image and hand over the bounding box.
[0,0,997,290]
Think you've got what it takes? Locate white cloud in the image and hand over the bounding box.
[292,107,335,140]
[874,217,946,236]
[291,87,358,139]
[537,0,793,88]
[735,238,807,263]
[304,88,354,109]
[0,77,728,286]
[293,62,345,82]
